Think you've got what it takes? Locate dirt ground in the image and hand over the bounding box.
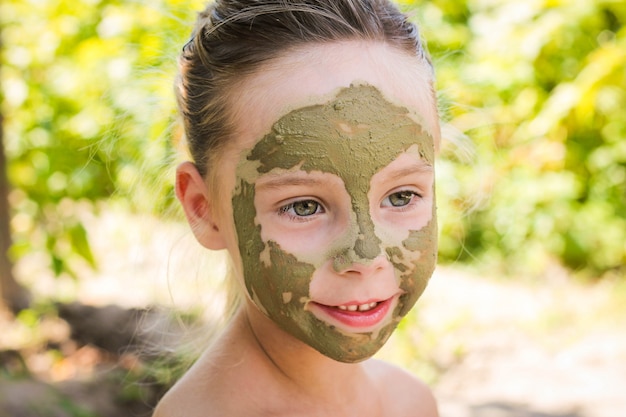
[422,270,626,417]
[2,210,625,417]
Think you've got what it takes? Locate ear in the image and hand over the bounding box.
[176,161,227,250]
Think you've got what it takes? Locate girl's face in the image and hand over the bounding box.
[219,42,438,363]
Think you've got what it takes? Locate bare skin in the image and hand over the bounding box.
[154,40,440,417]
[154,307,437,417]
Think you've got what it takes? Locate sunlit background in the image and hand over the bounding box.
[1,0,624,416]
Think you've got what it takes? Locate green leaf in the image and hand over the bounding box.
[68,223,97,269]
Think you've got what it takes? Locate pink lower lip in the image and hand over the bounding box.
[312,298,393,330]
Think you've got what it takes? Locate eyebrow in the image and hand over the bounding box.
[256,175,326,190]
[255,160,433,190]
[385,161,433,182]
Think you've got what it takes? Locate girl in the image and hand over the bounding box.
[155,0,440,415]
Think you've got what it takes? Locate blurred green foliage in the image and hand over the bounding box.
[406,0,626,278]
[1,0,624,280]
[1,0,202,278]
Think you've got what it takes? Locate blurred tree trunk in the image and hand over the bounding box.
[0,102,30,313]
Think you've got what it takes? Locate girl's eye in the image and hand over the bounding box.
[384,191,419,208]
[280,200,322,217]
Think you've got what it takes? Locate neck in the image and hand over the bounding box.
[241,301,372,405]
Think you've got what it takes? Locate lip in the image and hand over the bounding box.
[309,296,396,332]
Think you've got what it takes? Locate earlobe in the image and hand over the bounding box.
[175,161,227,250]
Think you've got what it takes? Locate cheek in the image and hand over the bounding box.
[250,240,317,320]
[232,182,267,290]
[253,192,353,268]
[375,199,435,260]
[256,218,339,267]
[233,182,319,311]
[392,203,438,315]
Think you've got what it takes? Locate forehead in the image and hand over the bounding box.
[228,40,438,155]
[241,85,434,185]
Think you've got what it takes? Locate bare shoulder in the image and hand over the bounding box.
[364,359,439,417]
[152,369,213,417]
[152,382,191,417]
[151,352,228,417]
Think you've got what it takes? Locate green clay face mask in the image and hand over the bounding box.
[232,84,437,363]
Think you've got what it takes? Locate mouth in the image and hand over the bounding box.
[309,296,396,331]
[336,301,380,312]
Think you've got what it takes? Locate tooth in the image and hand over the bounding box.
[369,302,377,308]
[358,304,370,312]
[338,305,347,311]
[347,305,358,312]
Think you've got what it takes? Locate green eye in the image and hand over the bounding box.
[293,200,319,216]
[387,191,416,207]
[282,200,320,216]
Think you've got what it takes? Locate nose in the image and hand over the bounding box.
[331,198,386,273]
[332,250,390,276]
